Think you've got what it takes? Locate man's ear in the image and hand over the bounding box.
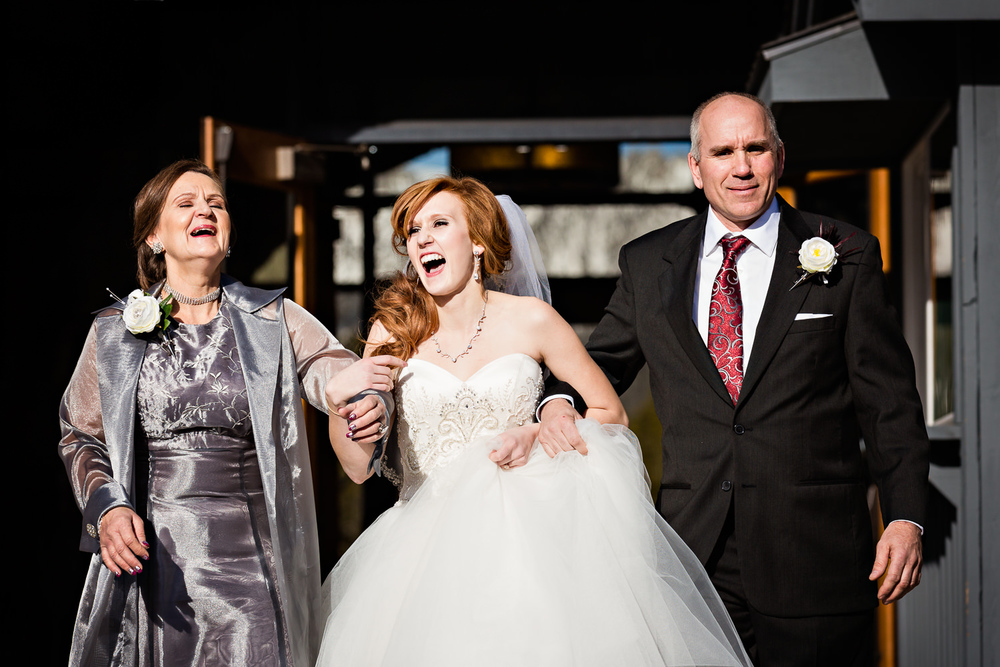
[688,152,704,190]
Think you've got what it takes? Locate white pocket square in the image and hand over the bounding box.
[795,313,833,320]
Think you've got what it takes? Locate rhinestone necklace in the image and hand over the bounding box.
[164,282,222,306]
[432,293,488,364]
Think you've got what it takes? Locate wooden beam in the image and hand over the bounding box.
[201,116,215,170]
[869,168,891,273]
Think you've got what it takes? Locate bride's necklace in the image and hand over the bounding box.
[164,281,222,306]
[432,293,488,364]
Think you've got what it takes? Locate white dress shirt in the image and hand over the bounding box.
[694,198,781,371]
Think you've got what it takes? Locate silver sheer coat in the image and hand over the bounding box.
[59,277,357,666]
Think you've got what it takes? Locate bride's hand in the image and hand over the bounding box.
[489,424,540,470]
[325,355,406,409]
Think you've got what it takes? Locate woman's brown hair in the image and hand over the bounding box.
[132,159,228,290]
[370,176,511,361]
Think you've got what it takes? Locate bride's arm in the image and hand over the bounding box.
[325,320,405,483]
[529,300,628,428]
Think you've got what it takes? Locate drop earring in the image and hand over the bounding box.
[472,250,482,281]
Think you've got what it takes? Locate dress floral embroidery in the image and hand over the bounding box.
[136,300,251,440]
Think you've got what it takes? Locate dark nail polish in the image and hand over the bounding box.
[349,413,356,420]
[141,541,150,548]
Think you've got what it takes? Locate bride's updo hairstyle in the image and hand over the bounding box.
[370,176,512,361]
[132,159,228,291]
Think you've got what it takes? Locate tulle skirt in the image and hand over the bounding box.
[317,420,750,666]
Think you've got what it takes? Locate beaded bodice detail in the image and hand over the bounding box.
[395,353,543,500]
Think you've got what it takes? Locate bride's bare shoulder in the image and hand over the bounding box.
[487,291,563,328]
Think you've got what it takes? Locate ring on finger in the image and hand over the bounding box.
[377,422,388,435]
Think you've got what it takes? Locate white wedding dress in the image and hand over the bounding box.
[316,353,750,666]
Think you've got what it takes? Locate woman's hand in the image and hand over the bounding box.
[488,424,541,470]
[337,395,388,445]
[99,506,149,577]
[325,355,406,410]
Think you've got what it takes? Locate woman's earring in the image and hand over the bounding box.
[226,246,232,258]
[473,250,482,281]
[151,241,164,254]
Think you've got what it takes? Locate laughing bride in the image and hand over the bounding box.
[317,176,751,666]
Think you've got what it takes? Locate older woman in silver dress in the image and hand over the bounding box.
[59,159,399,666]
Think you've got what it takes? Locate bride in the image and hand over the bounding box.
[319,176,751,666]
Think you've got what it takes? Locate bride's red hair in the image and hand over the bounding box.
[368,177,511,361]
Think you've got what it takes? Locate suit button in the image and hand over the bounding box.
[721,481,732,492]
[733,424,745,435]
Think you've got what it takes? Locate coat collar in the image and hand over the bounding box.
[220,274,286,313]
[658,209,735,404]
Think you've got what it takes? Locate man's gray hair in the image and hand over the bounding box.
[689,92,782,162]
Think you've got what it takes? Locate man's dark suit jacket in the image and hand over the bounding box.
[553,197,929,618]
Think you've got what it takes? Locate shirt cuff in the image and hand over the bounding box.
[535,394,575,422]
[887,519,924,535]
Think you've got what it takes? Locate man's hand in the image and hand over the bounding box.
[869,520,923,604]
[537,398,587,457]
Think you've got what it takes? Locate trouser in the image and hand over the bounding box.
[704,502,876,667]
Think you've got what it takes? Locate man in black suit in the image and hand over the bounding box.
[539,92,928,666]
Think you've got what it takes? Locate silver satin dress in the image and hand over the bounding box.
[134,299,286,665]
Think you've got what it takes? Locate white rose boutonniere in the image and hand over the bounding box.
[109,287,177,336]
[790,220,859,291]
[799,237,837,274]
[122,293,162,333]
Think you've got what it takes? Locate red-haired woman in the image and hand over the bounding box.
[316,177,751,666]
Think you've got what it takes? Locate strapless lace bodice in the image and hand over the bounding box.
[394,353,543,500]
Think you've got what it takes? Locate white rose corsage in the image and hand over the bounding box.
[789,221,858,291]
[109,288,177,335]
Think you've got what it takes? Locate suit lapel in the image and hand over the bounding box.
[737,200,813,408]
[659,212,734,405]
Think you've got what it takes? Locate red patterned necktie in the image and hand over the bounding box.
[709,236,752,404]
